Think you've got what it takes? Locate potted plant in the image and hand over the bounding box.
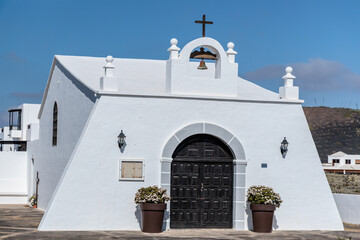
[247,185,282,233]
[134,185,170,233]
[29,194,37,208]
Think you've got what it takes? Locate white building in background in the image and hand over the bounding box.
[322,151,360,174]
[0,104,40,204]
[25,35,343,231]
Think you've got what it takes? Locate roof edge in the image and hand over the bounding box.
[38,56,96,119]
[38,57,56,119]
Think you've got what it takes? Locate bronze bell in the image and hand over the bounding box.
[198,59,208,70]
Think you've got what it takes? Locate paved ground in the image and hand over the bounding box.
[0,205,359,240]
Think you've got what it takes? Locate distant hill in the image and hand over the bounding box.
[303,107,360,163]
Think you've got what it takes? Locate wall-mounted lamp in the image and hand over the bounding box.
[118,130,126,149]
[280,137,288,158]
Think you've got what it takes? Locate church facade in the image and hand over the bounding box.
[28,36,343,231]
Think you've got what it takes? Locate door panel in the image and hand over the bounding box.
[171,161,201,228]
[170,134,233,229]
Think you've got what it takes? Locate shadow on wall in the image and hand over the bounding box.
[245,203,279,231]
[118,142,126,154]
[273,215,279,230]
[56,61,97,103]
[245,203,253,230]
[162,209,170,231]
[134,205,170,231]
[134,205,142,230]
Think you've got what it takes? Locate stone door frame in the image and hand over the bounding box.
[161,123,247,230]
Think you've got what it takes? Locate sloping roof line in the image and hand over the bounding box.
[37,55,302,119]
[329,151,347,157]
[38,56,96,119]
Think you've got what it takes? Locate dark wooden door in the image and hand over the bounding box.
[170,134,233,228]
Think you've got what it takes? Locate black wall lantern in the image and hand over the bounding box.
[118,130,126,149]
[280,137,288,158]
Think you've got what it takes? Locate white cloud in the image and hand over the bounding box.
[1,52,27,63]
[243,64,284,81]
[10,92,43,101]
[243,58,360,90]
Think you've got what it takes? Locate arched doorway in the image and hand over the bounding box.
[170,134,234,228]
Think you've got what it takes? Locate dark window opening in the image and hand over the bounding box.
[52,102,58,146]
[346,159,351,164]
[8,109,22,131]
[0,141,27,151]
[332,159,340,165]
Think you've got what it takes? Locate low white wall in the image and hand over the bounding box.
[0,152,28,204]
[333,193,360,224]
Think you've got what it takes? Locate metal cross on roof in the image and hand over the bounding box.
[195,14,213,37]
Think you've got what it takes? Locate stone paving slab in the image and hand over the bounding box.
[2,230,357,240]
[0,205,358,240]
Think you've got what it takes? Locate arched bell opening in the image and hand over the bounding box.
[188,46,221,79]
[190,47,217,70]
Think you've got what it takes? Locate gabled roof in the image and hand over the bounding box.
[38,55,285,118]
[329,151,347,157]
[55,55,279,98]
[56,55,167,94]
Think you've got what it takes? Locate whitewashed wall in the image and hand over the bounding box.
[38,95,343,231]
[27,139,39,199]
[333,193,360,224]
[1,127,11,141]
[30,61,96,210]
[0,152,27,204]
[26,123,39,141]
[21,104,40,141]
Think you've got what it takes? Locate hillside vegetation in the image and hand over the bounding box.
[303,107,360,163]
[326,173,360,194]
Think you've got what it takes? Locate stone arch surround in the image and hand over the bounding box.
[161,123,247,230]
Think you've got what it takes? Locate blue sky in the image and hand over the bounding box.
[1,0,360,127]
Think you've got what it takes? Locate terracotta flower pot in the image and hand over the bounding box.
[140,203,166,233]
[250,204,276,233]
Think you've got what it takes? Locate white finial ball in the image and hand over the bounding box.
[106,55,114,63]
[285,66,293,73]
[170,38,178,45]
[227,42,234,49]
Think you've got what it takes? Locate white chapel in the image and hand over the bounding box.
[25,25,343,231]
